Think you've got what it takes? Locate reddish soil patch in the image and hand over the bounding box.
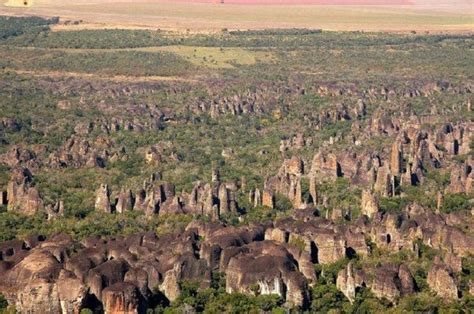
[156,0,412,4]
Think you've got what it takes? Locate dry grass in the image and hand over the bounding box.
[1,0,472,33]
[4,0,32,7]
[2,67,202,83]
[138,46,274,68]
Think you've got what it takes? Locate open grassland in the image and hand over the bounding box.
[148,46,274,68]
[13,45,275,69]
[1,0,472,32]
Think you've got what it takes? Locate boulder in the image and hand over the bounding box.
[102,282,142,314]
[336,262,358,303]
[262,189,274,209]
[57,270,88,314]
[427,263,458,300]
[95,184,112,213]
[116,189,134,213]
[224,241,309,308]
[361,190,378,219]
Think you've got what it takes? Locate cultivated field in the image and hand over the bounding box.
[0,0,472,32]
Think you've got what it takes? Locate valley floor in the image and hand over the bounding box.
[1,0,473,32]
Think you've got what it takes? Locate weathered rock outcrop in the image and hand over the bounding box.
[6,167,43,215]
[337,263,414,303]
[224,240,309,308]
[361,190,379,219]
[102,283,142,314]
[95,184,112,213]
[336,262,359,303]
[116,189,134,213]
[90,169,240,219]
[46,200,65,220]
[0,190,472,312]
[48,136,111,169]
[264,156,304,209]
[427,262,459,300]
[0,146,38,168]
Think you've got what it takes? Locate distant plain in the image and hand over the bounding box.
[0,0,472,32]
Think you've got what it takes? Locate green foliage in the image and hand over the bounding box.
[155,214,194,236]
[0,165,10,188]
[0,294,7,309]
[314,258,351,285]
[8,26,471,52]
[242,206,283,224]
[425,169,450,188]
[179,280,200,300]
[204,292,282,313]
[274,193,293,212]
[0,21,472,314]
[229,28,323,36]
[415,240,438,262]
[0,210,193,242]
[413,267,429,292]
[441,193,472,214]
[396,292,474,313]
[255,294,284,311]
[167,279,284,313]
[396,293,439,313]
[108,154,145,178]
[1,48,195,77]
[20,29,170,49]
[219,211,240,226]
[0,212,41,242]
[310,283,349,313]
[349,287,391,313]
[0,16,57,42]
[289,235,306,252]
[459,256,474,295]
[379,197,410,215]
[318,178,361,219]
[301,177,310,203]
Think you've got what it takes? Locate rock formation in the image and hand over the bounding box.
[361,190,379,219]
[427,262,459,300]
[6,167,43,215]
[95,184,112,213]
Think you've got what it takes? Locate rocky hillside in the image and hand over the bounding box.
[0,16,472,313]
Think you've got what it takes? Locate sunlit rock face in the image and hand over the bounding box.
[427,262,459,300]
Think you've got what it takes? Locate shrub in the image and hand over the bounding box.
[274,193,292,212]
[0,294,7,309]
[441,193,472,214]
[311,283,348,312]
[379,197,410,214]
[289,235,306,252]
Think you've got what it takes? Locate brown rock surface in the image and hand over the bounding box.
[6,167,43,215]
[102,282,142,314]
[224,240,309,308]
[427,263,459,300]
[95,184,112,213]
[361,190,379,219]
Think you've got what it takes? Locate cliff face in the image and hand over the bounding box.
[427,262,459,300]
